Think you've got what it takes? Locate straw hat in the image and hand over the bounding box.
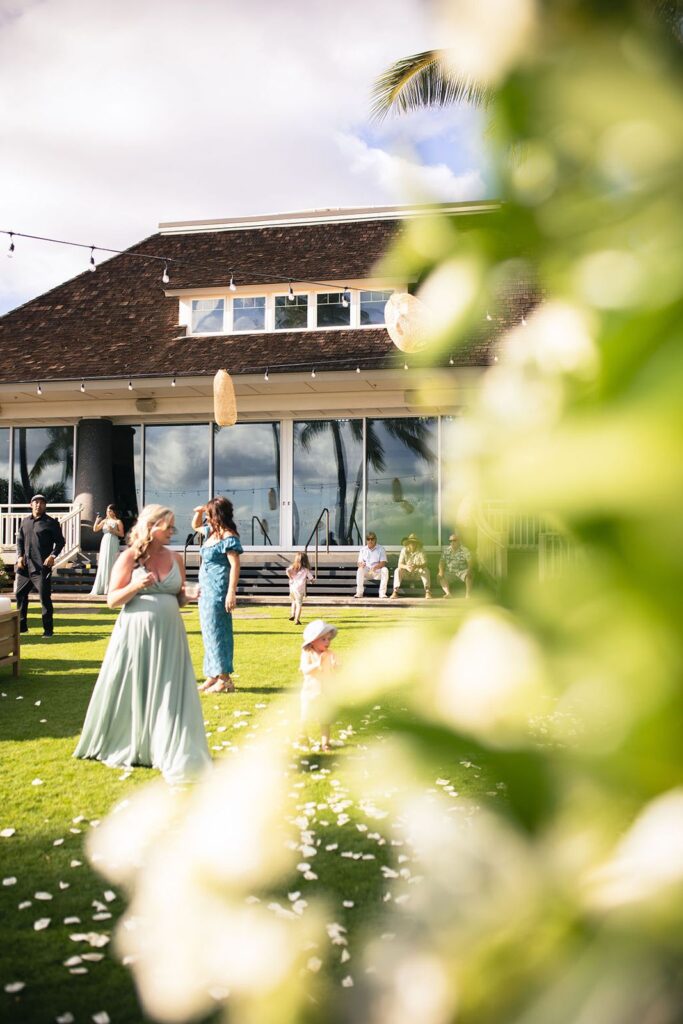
[302,619,337,648]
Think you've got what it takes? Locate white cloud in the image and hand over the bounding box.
[337,132,485,203]
[0,0,488,313]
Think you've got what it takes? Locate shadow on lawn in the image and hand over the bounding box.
[0,665,99,741]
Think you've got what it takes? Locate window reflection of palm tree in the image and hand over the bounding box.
[15,427,73,503]
[298,419,434,544]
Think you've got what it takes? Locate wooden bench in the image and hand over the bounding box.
[0,609,20,677]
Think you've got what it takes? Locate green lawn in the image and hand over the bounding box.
[0,601,486,1024]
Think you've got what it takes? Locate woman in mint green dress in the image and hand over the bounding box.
[191,497,242,694]
[90,504,124,595]
[75,504,211,784]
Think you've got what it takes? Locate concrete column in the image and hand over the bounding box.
[74,419,114,551]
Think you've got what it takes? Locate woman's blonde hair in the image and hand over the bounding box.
[128,504,174,562]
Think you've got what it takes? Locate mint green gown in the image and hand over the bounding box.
[74,561,211,784]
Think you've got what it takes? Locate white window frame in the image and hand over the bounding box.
[358,288,394,329]
[230,294,268,334]
[190,297,226,336]
[273,291,311,333]
[314,291,353,331]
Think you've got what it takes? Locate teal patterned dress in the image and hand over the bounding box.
[198,531,243,677]
[74,561,211,784]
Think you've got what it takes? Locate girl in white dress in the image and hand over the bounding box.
[286,552,314,625]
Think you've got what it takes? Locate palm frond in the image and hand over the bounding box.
[371,50,485,122]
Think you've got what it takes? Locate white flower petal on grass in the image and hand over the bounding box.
[35,891,53,900]
[63,956,82,967]
[34,918,51,930]
[70,860,82,868]
[341,975,354,987]
[3,876,17,886]
[70,967,88,975]
[56,1014,75,1023]
[18,901,32,910]
[53,839,64,846]
[4,981,25,993]
[92,1013,110,1023]
[103,890,116,902]
[307,957,322,973]
[1,828,16,838]
[59,882,70,890]
[64,916,80,925]
[31,778,44,787]
[81,953,105,962]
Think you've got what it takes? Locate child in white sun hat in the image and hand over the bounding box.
[299,619,339,751]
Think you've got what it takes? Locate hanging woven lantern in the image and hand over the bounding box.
[213,369,237,426]
[384,292,430,353]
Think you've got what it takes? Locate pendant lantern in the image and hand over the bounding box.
[384,292,430,353]
[213,369,237,426]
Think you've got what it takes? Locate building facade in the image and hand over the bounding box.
[0,203,532,554]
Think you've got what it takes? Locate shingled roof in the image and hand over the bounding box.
[0,212,536,384]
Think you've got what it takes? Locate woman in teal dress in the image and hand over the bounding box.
[74,504,211,784]
[191,497,242,694]
[90,504,124,595]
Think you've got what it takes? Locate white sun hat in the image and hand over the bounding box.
[301,619,337,648]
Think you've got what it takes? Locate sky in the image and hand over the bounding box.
[0,0,491,315]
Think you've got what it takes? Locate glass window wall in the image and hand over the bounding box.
[213,423,281,544]
[274,294,308,330]
[0,428,8,504]
[144,424,210,538]
[293,420,363,546]
[365,417,438,545]
[11,427,74,504]
[191,299,224,333]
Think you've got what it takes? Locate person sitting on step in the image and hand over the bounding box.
[389,533,431,599]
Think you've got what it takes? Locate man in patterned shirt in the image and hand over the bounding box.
[438,532,472,598]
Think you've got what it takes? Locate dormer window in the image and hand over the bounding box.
[275,293,308,330]
[233,296,266,332]
[191,298,224,333]
[360,289,393,325]
[316,292,351,328]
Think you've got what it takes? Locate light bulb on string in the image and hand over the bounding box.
[36,383,42,396]
[7,233,15,258]
[229,273,237,292]
[521,315,527,327]
[288,282,295,302]
[80,380,85,393]
[449,356,454,366]
[89,247,96,272]
[311,368,316,379]
[162,262,170,285]
[486,311,492,321]
[128,379,133,391]
[264,368,269,382]
[356,366,360,373]
[403,362,408,371]
[341,287,350,308]
[171,373,176,387]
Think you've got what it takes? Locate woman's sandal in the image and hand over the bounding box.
[205,676,235,694]
[198,677,218,692]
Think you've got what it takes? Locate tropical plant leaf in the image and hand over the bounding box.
[371,50,486,122]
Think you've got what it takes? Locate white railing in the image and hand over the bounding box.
[476,515,508,585]
[0,504,82,564]
[538,530,582,582]
[480,500,543,549]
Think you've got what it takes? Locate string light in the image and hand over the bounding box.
[171,373,176,387]
[128,379,133,391]
[403,362,408,371]
[36,383,42,396]
[162,262,170,284]
[449,356,454,365]
[521,315,527,327]
[288,282,295,302]
[7,233,14,258]
[89,247,96,272]
[341,287,350,308]
[311,368,316,379]
[264,367,269,382]
[486,311,492,321]
[229,272,237,292]
[80,380,85,392]
[356,366,361,373]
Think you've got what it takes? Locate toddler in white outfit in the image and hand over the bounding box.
[299,619,339,751]
[286,552,314,625]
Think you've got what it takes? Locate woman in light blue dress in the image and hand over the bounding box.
[75,504,211,784]
[191,497,242,694]
[90,504,124,595]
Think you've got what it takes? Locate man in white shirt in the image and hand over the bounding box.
[355,532,389,599]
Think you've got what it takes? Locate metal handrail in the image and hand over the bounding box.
[251,515,273,546]
[304,508,330,580]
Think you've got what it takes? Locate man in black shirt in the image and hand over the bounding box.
[15,494,66,637]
